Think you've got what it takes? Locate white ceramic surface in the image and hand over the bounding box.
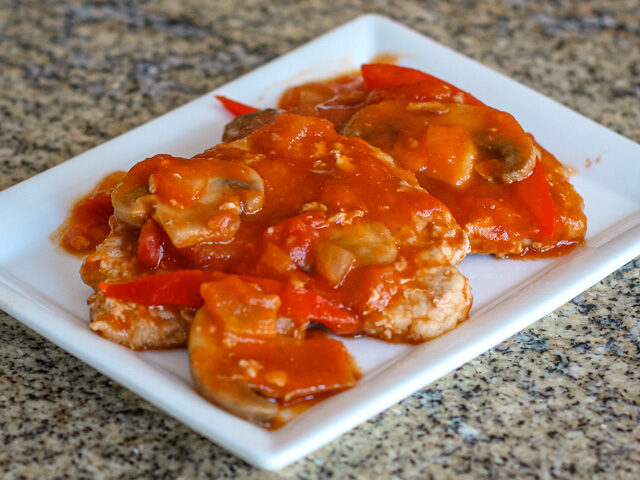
[1,14,639,470]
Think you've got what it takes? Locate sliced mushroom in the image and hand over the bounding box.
[343,100,538,184]
[189,309,278,423]
[152,167,264,247]
[189,276,359,423]
[330,221,398,267]
[315,239,356,285]
[431,103,538,184]
[111,154,264,247]
[222,108,282,142]
[112,155,166,227]
[192,372,279,423]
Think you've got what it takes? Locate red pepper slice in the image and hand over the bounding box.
[279,285,359,335]
[263,211,328,269]
[361,64,483,106]
[512,161,555,239]
[136,219,182,269]
[60,172,123,253]
[99,270,359,334]
[61,191,114,253]
[215,95,259,116]
[361,64,432,89]
[99,270,213,307]
[137,219,163,269]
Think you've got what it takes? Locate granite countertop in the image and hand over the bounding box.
[1,0,639,478]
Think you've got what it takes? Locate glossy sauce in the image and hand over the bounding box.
[418,146,585,257]
[279,73,369,130]
[60,65,586,427]
[191,276,361,428]
[189,114,449,317]
[63,114,459,427]
[58,172,125,254]
[278,74,586,257]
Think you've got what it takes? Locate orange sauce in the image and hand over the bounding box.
[279,73,368,130]
[369,53,401,65]
[278,73,586,258]
[59,64,587,428]
[63,114,451,428]
[57,171,125,255]
[260,327,361,430]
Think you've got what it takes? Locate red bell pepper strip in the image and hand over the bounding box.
[99,270,214,307]
[278,284,358,335]
[361,64,432,89]
[361,64,484,106]
[512,161,555,239]
[264,211,328,268]
[215,95,259,116]
[137,219,163,269]
[99,270,359,334]
[136,219,183,270]
[233,276,357,334]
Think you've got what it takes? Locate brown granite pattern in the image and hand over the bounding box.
[1,0,639,478]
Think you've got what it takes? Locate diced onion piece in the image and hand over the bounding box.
[258,242,297,274]
[315,239,356,285]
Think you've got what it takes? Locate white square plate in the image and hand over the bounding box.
[1,14,639,470]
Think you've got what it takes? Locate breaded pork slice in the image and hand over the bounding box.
[211,113,473,342]
[81,221,193,350]
[363,265,472,342]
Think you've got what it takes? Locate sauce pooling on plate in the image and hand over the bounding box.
[57,172,125,254]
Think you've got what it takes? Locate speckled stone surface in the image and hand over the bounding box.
[1,0,639,478]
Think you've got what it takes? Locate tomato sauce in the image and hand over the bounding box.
[58,171,125,254]
[190,279,361,428]
[196,115,453,311]
[58,63,586,427]
[277,71,586,258]
[279,73,369,130]
[61,112,467,427]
